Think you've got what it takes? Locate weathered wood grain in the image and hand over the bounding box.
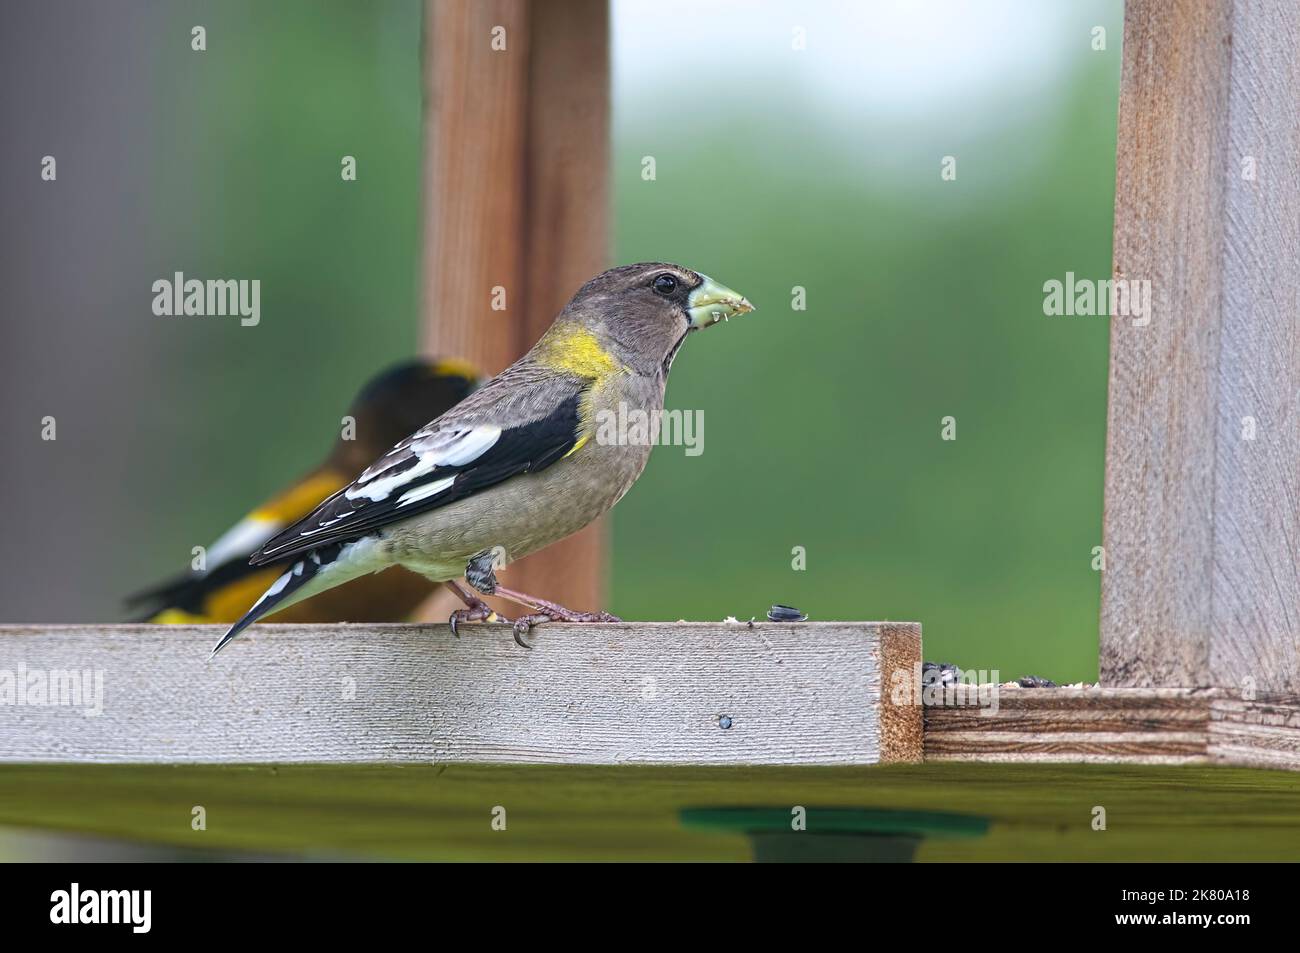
[418,0,610,620]
[1102,0,1300,691]
[1209,0,1300,691]
[0,622,920,766]
[926,686,1300,770]
[925,687,1217,764]
[1211,694,1300,769]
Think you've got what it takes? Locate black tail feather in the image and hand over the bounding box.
[209,542,346,656]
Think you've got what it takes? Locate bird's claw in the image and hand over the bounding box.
[555,609,622,624]
[448,601,508,637]
[511,614,548,648]
[508,607,622,648]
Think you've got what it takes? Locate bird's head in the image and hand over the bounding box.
[558,262,755,375]
[332,358,481,468]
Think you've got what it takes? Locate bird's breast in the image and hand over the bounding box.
[383,373,666,579]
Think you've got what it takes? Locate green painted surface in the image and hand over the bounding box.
[1,762,1297,862]
[680,806,990,837]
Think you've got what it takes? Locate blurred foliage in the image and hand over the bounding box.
[135,0,426,573]
[610,2,1123,684]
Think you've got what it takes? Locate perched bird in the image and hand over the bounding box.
[129,358,481,625]
[212,262,754,655]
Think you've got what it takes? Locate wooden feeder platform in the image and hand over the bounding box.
[2,0,1298,862]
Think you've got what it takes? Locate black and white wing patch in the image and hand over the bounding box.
[249,392,584,566]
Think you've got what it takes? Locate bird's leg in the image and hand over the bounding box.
[464,549,500,595]
[486,584,622,648]
[445,579,510,636]
[463,550,541,646]
[461,551,620,647]
[491,586,622,622]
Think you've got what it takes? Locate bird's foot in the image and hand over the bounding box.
[445,579,512,636]
[510,614,548,648]
[448,599,511,637]
[508,605,622,648]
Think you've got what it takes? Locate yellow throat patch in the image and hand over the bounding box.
[536,324,626,380]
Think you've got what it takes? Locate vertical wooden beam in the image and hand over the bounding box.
[418,0,610,618]
[1210,0,1300,693]
[1101,0,1233,689]
[420,0,530,375]
[514,0,611,614]
[1102,0,1300,692]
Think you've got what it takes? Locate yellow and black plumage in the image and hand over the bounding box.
[127,358,480,625]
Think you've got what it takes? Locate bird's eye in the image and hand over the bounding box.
[652,274,678,295]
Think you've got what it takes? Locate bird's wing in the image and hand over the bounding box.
[206,470,347,567]
[249,380,587,566]
[125,469,347,617]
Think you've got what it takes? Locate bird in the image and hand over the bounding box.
[211,262,755,656]
[128,358,481,626]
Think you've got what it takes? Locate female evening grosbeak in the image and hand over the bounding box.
[129,358,481,626]
[212,263,754,654]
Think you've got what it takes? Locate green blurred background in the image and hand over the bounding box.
[2,0,1121,684]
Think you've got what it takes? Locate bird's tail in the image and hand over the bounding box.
[124,571,200,616]
[125,560,265,623]
[209,539,377,657]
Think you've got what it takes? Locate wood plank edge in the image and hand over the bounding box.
[877,623,923,764]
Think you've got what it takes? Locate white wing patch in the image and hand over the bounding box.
[417,424,502,466]
[347,453,439,503]
[205,515,281,572]
[396,476,457,507]
[346,425,501,503]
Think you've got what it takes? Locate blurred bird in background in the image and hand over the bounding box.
[128,358,481,625]
[212,263,754,654]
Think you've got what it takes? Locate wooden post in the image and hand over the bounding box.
[1101,0,1300,693]
[418,0,610,618]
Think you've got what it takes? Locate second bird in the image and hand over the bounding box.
[212,262,754,654]
[131,359,480,626]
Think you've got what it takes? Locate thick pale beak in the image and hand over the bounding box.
[687,275,755,329]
